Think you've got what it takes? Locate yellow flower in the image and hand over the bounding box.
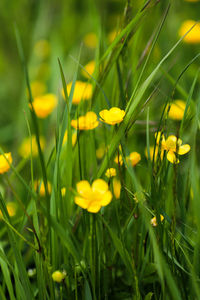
[127,152,141,167]
[52,270,66,283]
[61,187,66,197]
[71,112,99,130]
[161,135,190,164]
[63,130,77,146]
[30,81,46,98]
[0,202,17,218]
[168,100,186,120]
[18,136,45,158]
[82,60,95,79]
[99,107,125,125]
[151,215,164,227]
[34,39,50,58]
[179,20,200,43]
[83,33,98,48]
[75,179,112,213]
[65,81,92,105]
[0,152,12,174]
[113,178,121,199]
[96,144,105,159]
[34,180,52,196]
[30,93,57,118]
[105,168,116,178]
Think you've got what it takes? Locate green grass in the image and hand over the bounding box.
[0,0,200,299]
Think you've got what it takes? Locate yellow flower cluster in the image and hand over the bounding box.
[0,152,12,174]
[75,179,112,213]
[71,112,99,130]
[105,168,116,178]
[99,107,125,125]
[31,93,58,118]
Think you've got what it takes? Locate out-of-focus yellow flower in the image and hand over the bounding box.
[0,152,12,174]
[105,168,116,178]
[30,81,46,98]
[108,30,120,43]
[114,154,123,166]
[82,60,95,79]
[127,152,141,167]
[113,178,121,199]
[65,81,92,105]
[179,20,200,43]
[151,215,164,227]
[167,100,186,120]
[34,181,52,196]
[61,187,66,197]
[63,130,77,146]
[0,202,17,218]
[34,39,50,58]
[161,134,190,164]
[18,136,45,158]
[99,107,125,125]
[30,94,57,118]
[71,112,99,130]
[52,270,66,283]
[75,179,112,213]
[83,33,98,48]
[96,144,105,159]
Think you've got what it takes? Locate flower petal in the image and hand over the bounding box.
[101,191,113,206]
[87,202,101,213]
[167,151,179,164]
[92,179,108,193]
[76,180,91,197]
[178,144,191,155]
[74,197,89,209]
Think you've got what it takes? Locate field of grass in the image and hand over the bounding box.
[0,0,200,299]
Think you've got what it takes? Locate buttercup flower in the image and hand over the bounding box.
[18,136,45,158]
[105,168,116,178]
[71,112,99,130]
[0,202,17,218]
[0,152,12,174]
[83,32,98,48]
[127,152,141,167]
[113,178,121,199]
[52,270,66,283]
[99,107,125,125]
[167,100,186,120]
[96,144,105,159]
[82,60,95,79]
[159,134,190,164]
[65,81,92,105]
[179,20,200,43]
[145,146,164,161]
[30,93,57,118]
[75,179,112,213]
[114,154,123,166]
[151,215,164,227]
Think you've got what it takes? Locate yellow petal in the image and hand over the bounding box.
[167,151,179,164]
[113,178,121,199]
[92,179,108,194]
[76,181,91,198]
[87,202,101,213]
[75,196,89,209]
[178,144,191,155]
[101,191,113,206]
